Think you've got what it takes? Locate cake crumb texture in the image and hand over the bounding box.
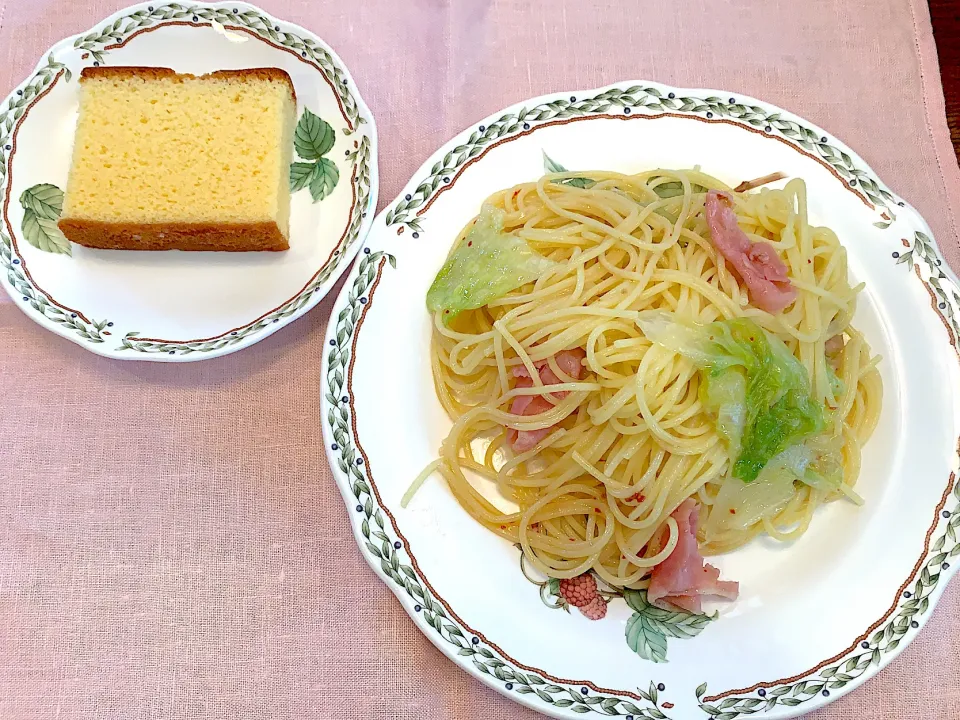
[59,66,297,251]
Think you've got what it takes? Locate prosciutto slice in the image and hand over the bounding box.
[647,499,739,613]
[506,348,585,453]
[705,190,797,314]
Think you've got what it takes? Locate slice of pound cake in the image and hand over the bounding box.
[58,67,297,252]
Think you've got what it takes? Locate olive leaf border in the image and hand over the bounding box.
[330,234,960,718]
[358,86,960,717]
[896,231,960,347]
[695,474,960,719]
[0,3,375,357]
[383,85,903,234]
[72,3,364,131]
[325,249,673,719]
[0,56,103,340]
[692,229,960,716]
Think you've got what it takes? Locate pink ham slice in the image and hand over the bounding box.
[506,348,585,453]
[647,499,739,614]
[705,190,797,314]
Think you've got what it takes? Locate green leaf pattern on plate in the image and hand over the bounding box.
[694,474,960,717]
[19,183,70,255]
[0,4,375,354]
[624,589,715,663]
[326,251,672,719]
[118,133,372,354]
[518,545,715,664]
[542,150,594,189]
[310,157,340,202]
[290,108,339,203]
[20,182,63,219]
[294,107,336,159]
[290,161,318,192]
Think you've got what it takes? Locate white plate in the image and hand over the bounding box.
[0,2,377,361]
[321,82,960,719]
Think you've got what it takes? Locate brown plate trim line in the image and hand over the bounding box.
[102,20,354,132]
[0,70,90,323]
[703,257,960,699]
[124,158,359,344]
[344,249,960,707]
[414,113,874,219]
[704,471,957,702]
[915,264,960,362]
[1,26,364,345]
[345,257,652,702]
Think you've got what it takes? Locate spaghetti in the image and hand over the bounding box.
[422,168,882,590]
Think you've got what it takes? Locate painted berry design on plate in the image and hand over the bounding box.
[327,261,671,718]
[520,546,715,662]
[579,595,609,621]
[559,574,600,609]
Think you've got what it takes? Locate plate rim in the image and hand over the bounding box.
[321,80,960,719]
[0,0,379,362]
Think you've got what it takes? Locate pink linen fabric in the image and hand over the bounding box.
[1,0,959,718]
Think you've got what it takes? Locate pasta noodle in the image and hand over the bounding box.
[424,168,882,589]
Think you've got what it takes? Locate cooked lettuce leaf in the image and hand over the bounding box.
[426,205,555,321]
[700,368,746,458]
[705,444,811,534]
[638,312,826,482]
[650,178,709,198]
[826,363,845,398]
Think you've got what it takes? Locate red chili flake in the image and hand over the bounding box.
[594,508,601,514]
[808,258,813,264]
[467,241,473,246]
[729,508,737,515]
[500,525,506,530]
[748,336,755,341]
[626,492,645,503]
[512,189,520,200]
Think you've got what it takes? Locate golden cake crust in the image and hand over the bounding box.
[78,65,297,101]
[58,219,289,252]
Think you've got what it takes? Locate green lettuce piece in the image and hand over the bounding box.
[638,312,826,482]
[426,205,555,322]
[700,367,746,458]
[827,363,845,398]
[650,178,709,198]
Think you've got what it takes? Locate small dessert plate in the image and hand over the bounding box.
[0,1,377,360]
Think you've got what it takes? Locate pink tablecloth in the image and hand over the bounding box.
[1,1,959,718]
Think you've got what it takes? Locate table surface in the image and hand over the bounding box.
[1,2,960,720]
[930,0,960,161]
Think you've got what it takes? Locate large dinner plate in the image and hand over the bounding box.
[321,82,960,719]
[0,2,377,360]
